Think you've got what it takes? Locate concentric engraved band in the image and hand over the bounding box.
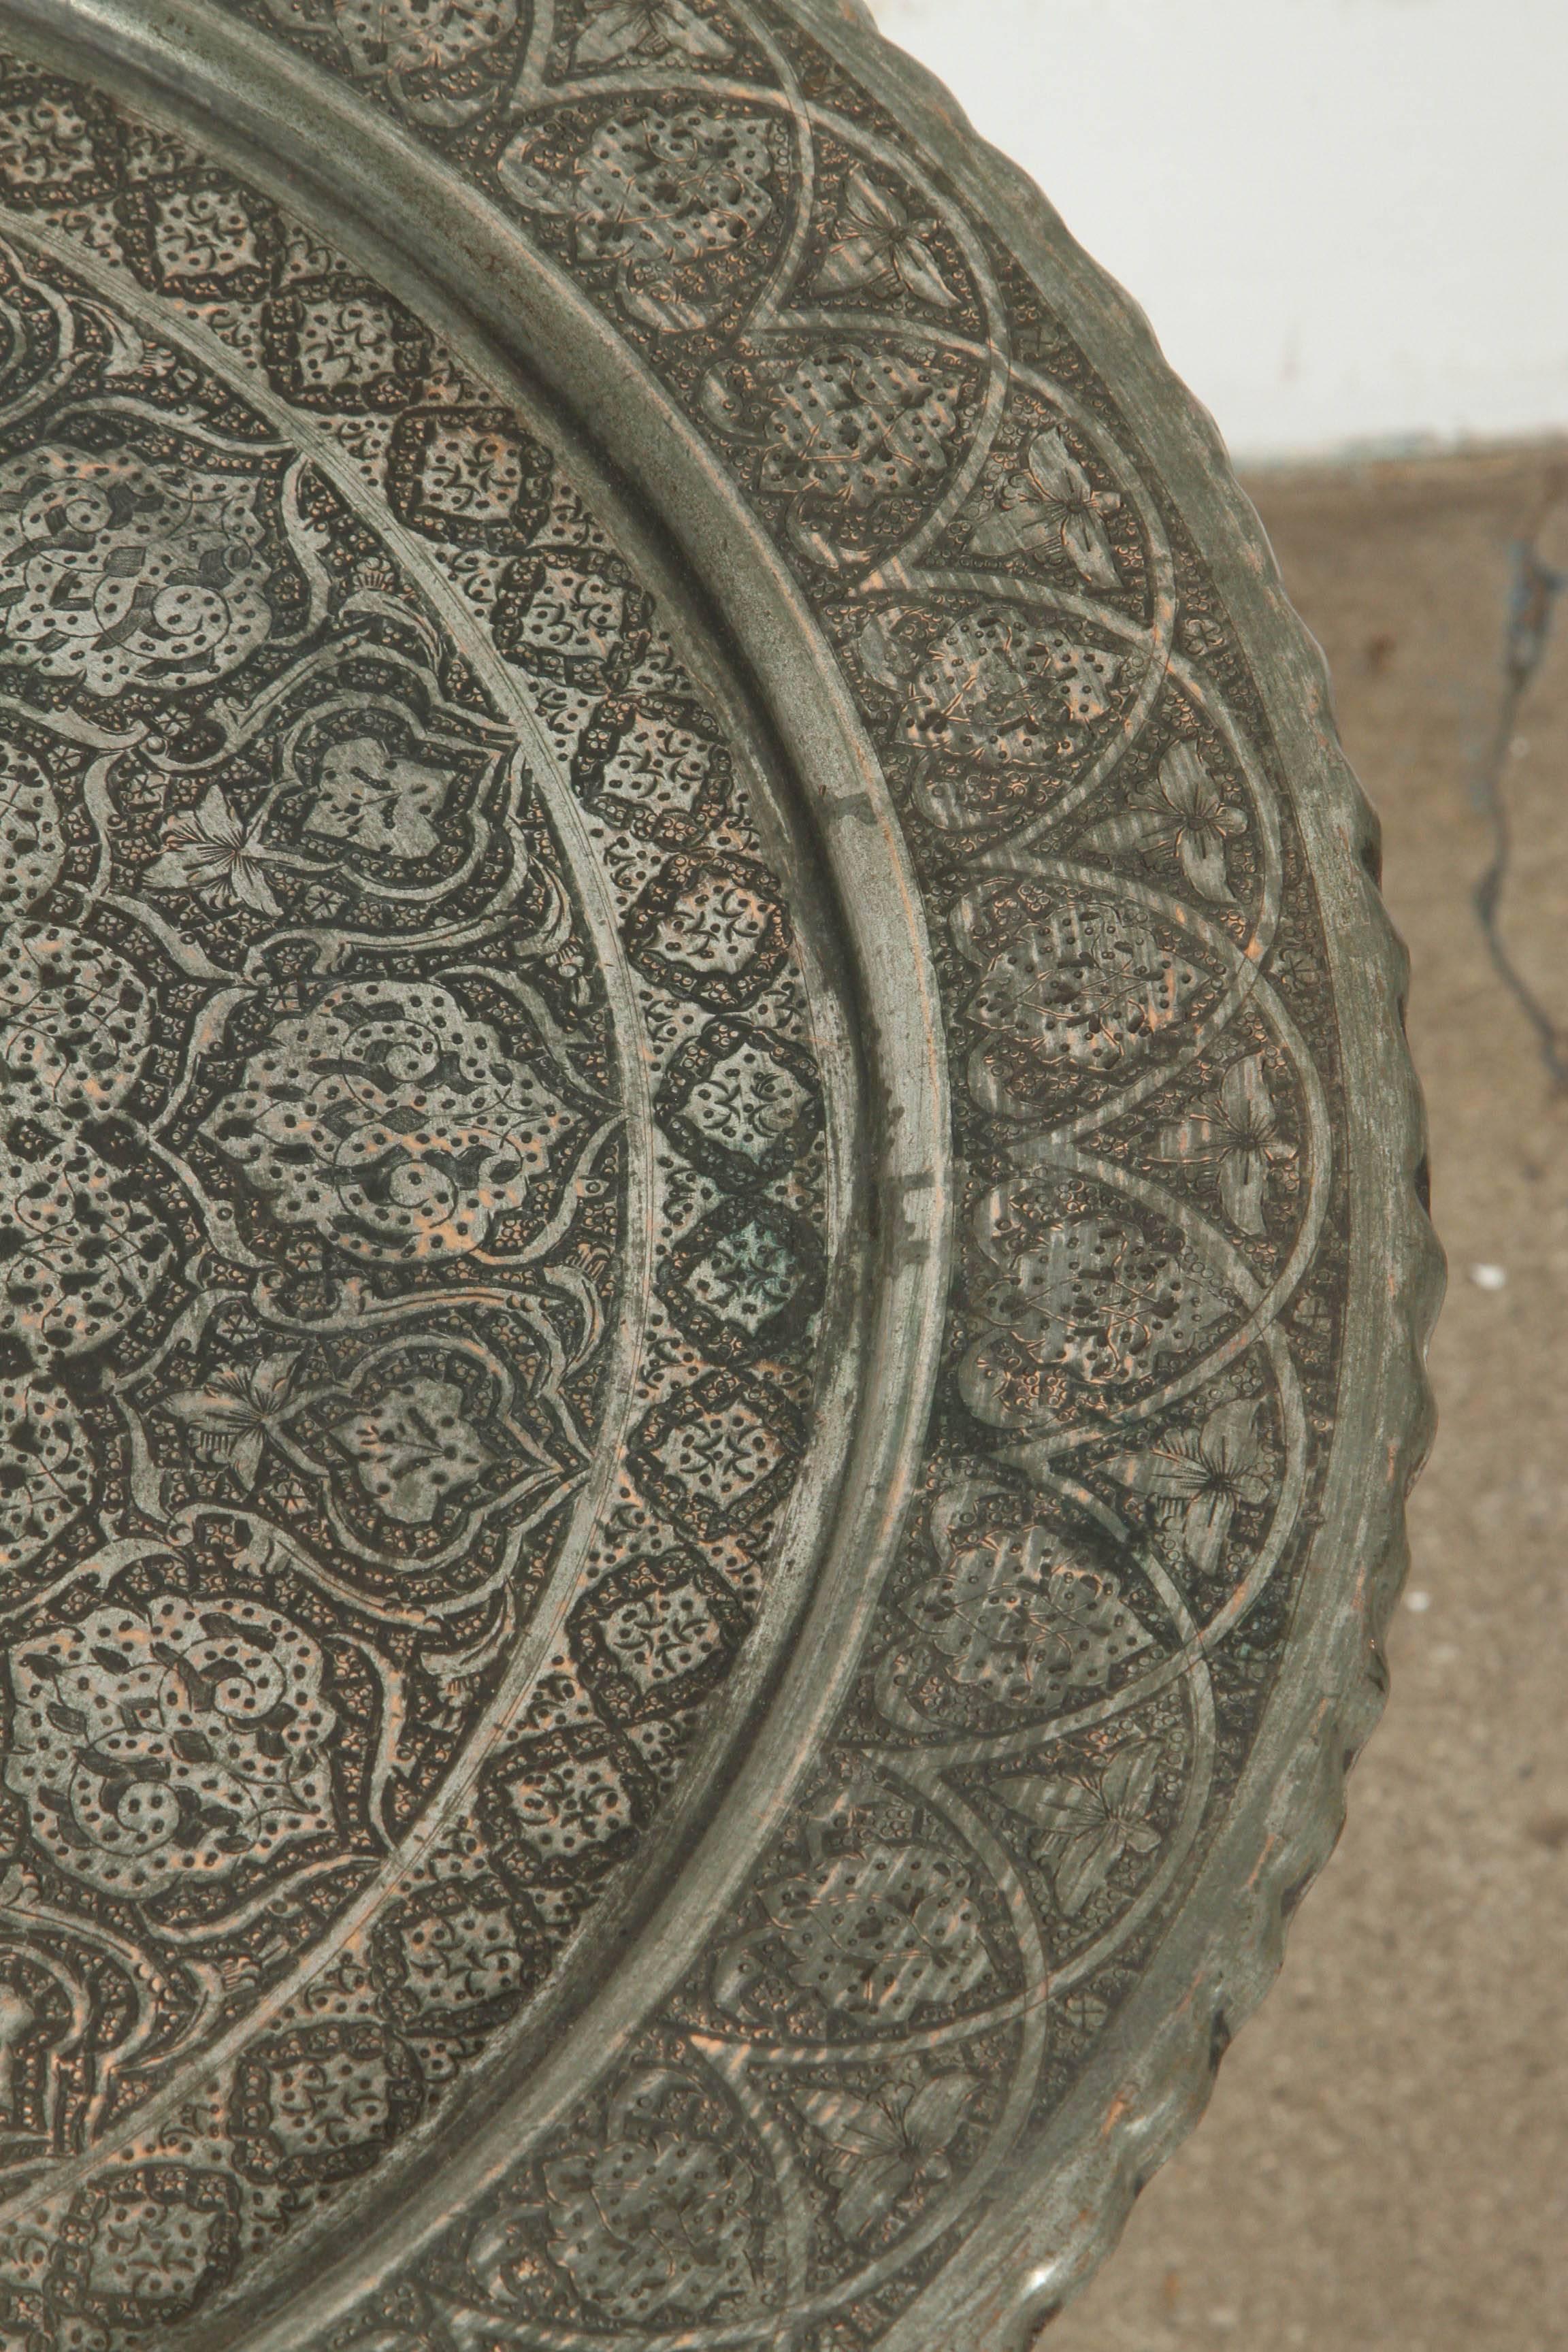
[0,4,1438,2348]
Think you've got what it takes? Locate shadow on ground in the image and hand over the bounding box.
[1045,442,1568,2352]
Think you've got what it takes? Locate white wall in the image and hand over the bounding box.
[869,0,1568,465]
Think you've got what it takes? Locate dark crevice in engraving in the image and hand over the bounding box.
[0,45,843,2347]
[0,4,1431,2349]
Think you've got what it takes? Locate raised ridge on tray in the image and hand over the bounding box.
[0,4,1439,2345]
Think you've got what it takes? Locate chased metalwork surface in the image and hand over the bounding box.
[0,4,1439,2348]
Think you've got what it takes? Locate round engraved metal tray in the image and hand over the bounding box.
[0,2,1439,2345]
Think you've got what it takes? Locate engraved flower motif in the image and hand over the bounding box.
[968,427,1122,590]
[502,1753,636,1863]
[396,1900,525,2014]
[811,164,957,310]
[681,1039,811,1158]
[1155,1053,1296,1234]
[1082,742,1247,904]
[1107,1396,1277,1573]
[792,2068,976,2238]
[1268,938,1321,998]
[0,91,103,196]
[1183,611,1228,659]
[997,1744,1162,1914]
[165,1348,304,1493]
[143,784,287,917]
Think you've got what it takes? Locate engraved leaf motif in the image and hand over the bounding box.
[792,2070,975,2237]
[331,1376,493,1525]
[968,428,1122,590]
[1155,1054,1296,1235]
[144,783,284,917]
[0,1370,90,1575]
[1081,742,1246,903]
[0,922,151,1124]
[573,0,733,67]
[0,1134,169,1358]
[998,1744,1161,1914]
[48,2183,211,2304]
[165,1349,304,1494]
[1107,1397,1277,1572]
[753,1842,992,2019]
[813,164,958,310]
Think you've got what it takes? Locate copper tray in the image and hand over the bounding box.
[0,2,1439,2344]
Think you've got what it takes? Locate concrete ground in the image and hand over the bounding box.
[1045,444,1568,2352]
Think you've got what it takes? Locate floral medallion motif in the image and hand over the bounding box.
[203,977,580,1260]
[0,439,280,696]
[541,2068,760,2323]
[704,344,970,564]
[0,14,1433,2352]
[4,1594,338,1895]
[961,1186,1228,1435]
[0,58,836,2347]
[951,879,1213,1114]
[858,602,1132,831]
[500,105,783,331]
[896,1483,1151,1714]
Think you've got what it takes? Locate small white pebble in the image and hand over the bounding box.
[1510,734,1531,759]
[1406,1589,1432,1613]
[1468,1262,1508,1291]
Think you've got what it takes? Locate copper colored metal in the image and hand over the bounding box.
[0,3,1438,2345]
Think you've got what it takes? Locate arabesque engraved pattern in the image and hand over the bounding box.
[0,3,1417,2346]
[0,50,835,2348]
